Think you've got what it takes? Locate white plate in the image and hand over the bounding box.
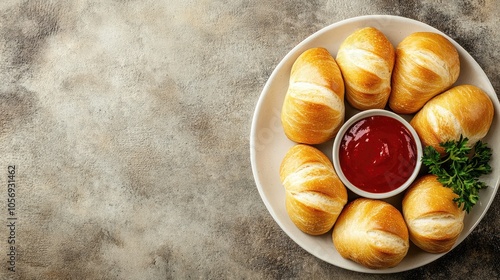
[250,15,500,273]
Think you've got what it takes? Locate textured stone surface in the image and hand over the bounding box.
[0,0,498,279]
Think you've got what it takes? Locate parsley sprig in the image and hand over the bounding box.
[421,135,492,213]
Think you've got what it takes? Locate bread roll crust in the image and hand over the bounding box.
[389,32,460,114]
[281,47,345,144]
[402,175,465,253]
[410,84,494,154]
[336,27,395,110]
[280,144,347,235]
[332,198,409,269]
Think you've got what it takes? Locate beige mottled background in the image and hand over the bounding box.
[0,0,498,279]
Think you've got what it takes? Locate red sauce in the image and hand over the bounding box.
[339,115,417,193]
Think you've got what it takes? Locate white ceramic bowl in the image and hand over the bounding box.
[332,109,423,199]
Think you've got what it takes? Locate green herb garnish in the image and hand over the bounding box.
[421,135,492,213]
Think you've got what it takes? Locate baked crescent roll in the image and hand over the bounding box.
[336,27,395,110]
[332,198,409,269]
[389,32,460,114]
[410,84,494,154]
[402,175,465,253]
[280,144,347,235]
[281,47,345,144]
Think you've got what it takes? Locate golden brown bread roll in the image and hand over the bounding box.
[389,32,460,114]
[332,198,409,269]
[280,144,347,235]
[336,27,395,110]
[410,84,494,154]
[281,47,345,144]
[402,175,465,253]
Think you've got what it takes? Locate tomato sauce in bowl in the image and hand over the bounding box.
[332,109,422,199]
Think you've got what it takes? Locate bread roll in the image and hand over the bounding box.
[410,84,494,154]
[280,144,347,235]
[281,47,345,144]
[389,32,460,114]
[336,27,395,110]
[332,198,409,269]
[402,175,465,253]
